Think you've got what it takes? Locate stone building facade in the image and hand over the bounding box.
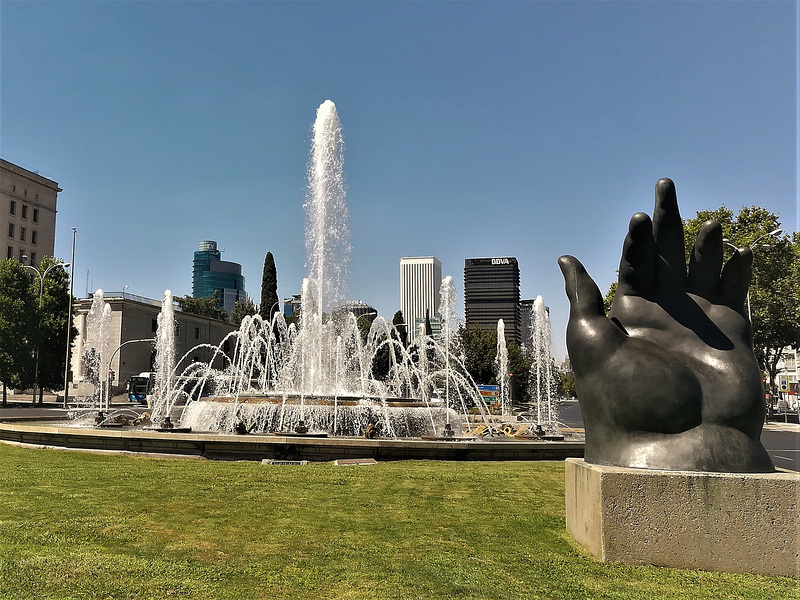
[69,292,237,396]
[1,158,60,266]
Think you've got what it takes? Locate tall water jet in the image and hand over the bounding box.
[167,101,493,438]
[82,289,112,405]
[529,295,557,427]
[438,276,456,425]
[301,100,350,395]
[305,99,350,316]
[496,319,509,417]
[150,290,176,422]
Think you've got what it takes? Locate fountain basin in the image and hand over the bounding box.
[182,399,465,439]
[0,421,584,463]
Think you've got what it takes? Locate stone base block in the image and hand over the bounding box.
[565,458,799,577]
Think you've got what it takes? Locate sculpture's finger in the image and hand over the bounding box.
[687,219,723,300]
[652,178,687,293]
[720,247,752,311]
[558,255,606,320]
[618,212,655,297]
[559,255,625,368]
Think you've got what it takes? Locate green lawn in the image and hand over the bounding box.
[0,443,795,600]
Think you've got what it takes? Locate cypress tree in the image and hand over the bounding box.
[259,252,279,320]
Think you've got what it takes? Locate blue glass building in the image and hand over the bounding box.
[192,240,246,315]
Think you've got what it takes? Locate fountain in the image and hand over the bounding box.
[80,289,112,407]
[151,101,492,438]
[529,295,560,432]
[495,319,509,417]
[0,101,586,461]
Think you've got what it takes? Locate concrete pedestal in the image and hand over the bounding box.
[565,458,799,576]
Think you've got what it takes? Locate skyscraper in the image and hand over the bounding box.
[464,257,521,345]
[192,240,246,315]
[400,256,442,343]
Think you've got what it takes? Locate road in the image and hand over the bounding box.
[559,401,799,472]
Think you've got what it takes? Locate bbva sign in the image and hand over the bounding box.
[491,258,510,265]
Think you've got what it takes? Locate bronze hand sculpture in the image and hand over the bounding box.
[559,179,774,472]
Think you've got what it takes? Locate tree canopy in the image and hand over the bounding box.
[683,206,799,394]
[0,257,76,402]
[392,310,408,348]
[176,291,228,322]
[231,296,258,327]
[35,257,77,395]
[457,325,533,404]
[259,252,279,321]
[0,259,36,398]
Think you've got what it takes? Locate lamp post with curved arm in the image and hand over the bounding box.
[723,228,783,320]
[22,257,70,403]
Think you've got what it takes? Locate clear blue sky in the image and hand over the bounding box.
[2,1,797,359]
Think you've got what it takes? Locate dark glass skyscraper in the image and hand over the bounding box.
[192,240,246,315]
[464,257,521,345]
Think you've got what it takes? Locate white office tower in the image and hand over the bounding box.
[400,257,442,343]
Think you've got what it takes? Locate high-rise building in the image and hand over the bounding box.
[192,240,246,315]
[400,256,442,343]
[464,257,521,345]
[519,298,535,349]
[1,159,60,266]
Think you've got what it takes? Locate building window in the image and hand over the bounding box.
[151,319,158,333]
[35,193,39,200]
[194,327,200,340]
[24,189,27,197]
[33,208,39,223]
[21,205,27,219]
[19,227,25,242]
[9,200,15,215]
[6,246,12,259]
[31,230,37,245]
[18,249,24,261]
[30,252,36,264]
[12,185,15,193]
[8,223,14,238]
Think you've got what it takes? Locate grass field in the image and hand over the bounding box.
[0,442,795,600]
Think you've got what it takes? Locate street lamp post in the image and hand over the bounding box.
[269,300,282,321]
[22,257,70,404]
[105,338,155,410]
[723,228,783,414]
[722,228,783,320]
[63,228,76,408]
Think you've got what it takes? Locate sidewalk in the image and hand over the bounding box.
[763,420,800,433]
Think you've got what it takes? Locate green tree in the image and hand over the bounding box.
[176,292,228,321]
[458,325,532,404]
[33,257,77,400]
[356,312,376,343]
[259,252,279,321]
[507,342,533,404]
[459,325,497,386]
[0,259,36,404]
[683,206,799,396]
[603,281,617,315]
[558,371,577,398]
[392,310,407,348]
[231,296,257,327]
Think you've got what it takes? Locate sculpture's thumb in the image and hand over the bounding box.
[558,255,605,320]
